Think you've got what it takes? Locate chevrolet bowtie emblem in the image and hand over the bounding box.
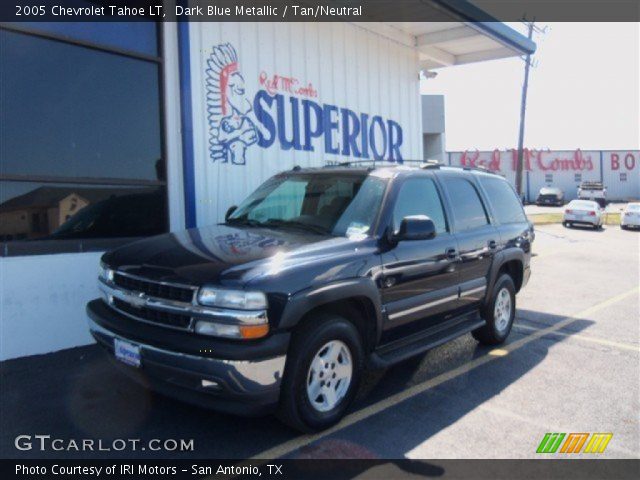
[127,292,146,309]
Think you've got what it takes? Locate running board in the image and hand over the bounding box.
[368,313,486,369]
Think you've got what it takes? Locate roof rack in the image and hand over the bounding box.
[322,159,443,169]
[420,159,443,169]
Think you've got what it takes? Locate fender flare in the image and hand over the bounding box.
[278,278,383,344]
[486,249,525,301]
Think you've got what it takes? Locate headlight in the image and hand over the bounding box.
[197,287,267,310]
[99,262,115,283]
[196,288,269,339]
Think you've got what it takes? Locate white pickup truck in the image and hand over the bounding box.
[577,181,607,208]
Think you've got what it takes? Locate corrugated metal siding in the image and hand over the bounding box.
[187,22,422,225]
[449,149,639,202]
[602,151,640,201]
[525,150,601,202]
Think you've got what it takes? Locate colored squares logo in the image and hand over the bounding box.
[537,433,613,454]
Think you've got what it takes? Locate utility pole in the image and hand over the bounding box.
[515,21,535,201]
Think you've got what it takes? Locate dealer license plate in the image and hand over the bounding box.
[114,339,141,368]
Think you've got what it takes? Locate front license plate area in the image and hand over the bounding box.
[114,339,141,368]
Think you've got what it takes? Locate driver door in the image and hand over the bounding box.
[380,176,460,344]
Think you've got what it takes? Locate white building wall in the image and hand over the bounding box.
[0,253,101,360]
[187,22,423,226]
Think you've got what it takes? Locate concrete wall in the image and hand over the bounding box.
[421,95,445,162]
[0,252,101,360]
[423,133,446,162]
[421,95,445,134]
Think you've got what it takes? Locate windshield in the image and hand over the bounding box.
[228,173,387,237]
[627,204,640,212]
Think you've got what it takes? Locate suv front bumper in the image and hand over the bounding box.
[87,301,287,416]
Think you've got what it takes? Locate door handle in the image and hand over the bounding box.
[488,240,497,250]
[446,247,458,259]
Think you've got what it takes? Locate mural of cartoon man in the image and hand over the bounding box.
[205,43,258,165]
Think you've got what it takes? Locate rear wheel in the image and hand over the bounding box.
[277,313,364,432]
[473,274,516,345]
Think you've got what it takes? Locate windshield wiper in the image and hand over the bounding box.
[225,218,263,227]
[261,219,331,235]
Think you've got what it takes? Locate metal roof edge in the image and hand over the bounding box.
[429,0,537,55]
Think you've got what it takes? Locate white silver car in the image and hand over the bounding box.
[621,203,640,230]
[563,199,603,229]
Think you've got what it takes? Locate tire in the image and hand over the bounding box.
[621,225,627,230]
[563,221,571,228]
[473,274,516,345]
[277,313,364,432]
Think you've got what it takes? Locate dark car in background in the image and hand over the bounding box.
[536,187,565,206]
[87,163,533,432]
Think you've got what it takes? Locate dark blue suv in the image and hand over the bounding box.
[88,163,533,432]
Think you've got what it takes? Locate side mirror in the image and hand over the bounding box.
[395,215,436,241]
[225,205,238,221]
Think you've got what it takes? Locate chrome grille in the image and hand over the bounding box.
[113,273,196,303]
[112,298,192,330]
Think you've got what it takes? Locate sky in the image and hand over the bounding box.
[420,22,639,152]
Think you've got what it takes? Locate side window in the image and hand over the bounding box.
[392,178,448,234]
[443,178,489,231]
[479,177,527,224]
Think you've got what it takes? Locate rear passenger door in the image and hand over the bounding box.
[440,176,499,310]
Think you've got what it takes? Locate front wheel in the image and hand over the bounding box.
[277,313,364,432]
[473,274,516,345]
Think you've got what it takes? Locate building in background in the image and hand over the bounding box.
[422,95,446,162]
[0,4,537,360]
[447,149,639,202]
[420,94,638,202]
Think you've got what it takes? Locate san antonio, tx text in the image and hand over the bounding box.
[16,463,283,476]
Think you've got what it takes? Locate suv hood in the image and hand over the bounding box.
[102,224,363,287]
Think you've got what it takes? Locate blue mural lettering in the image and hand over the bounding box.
[206,43,405,166]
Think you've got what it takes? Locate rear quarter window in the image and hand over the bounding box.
[441,177,489,231]
[479,176,527,224]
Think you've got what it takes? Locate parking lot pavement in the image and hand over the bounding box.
[1,224,638,460]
